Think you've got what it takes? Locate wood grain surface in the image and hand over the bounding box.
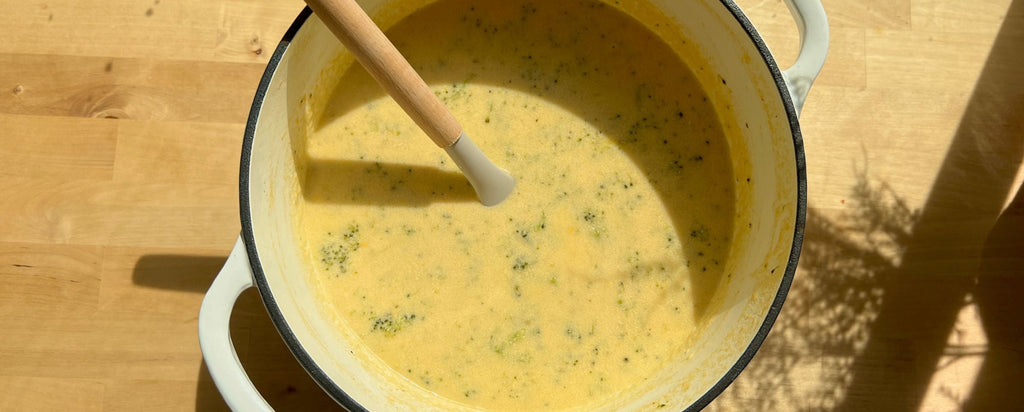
[2,0,1021,410]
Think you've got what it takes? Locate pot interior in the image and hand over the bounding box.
[242,0,801,410]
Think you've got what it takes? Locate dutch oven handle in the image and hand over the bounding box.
[198,236,274,411]
[780,0,829,115]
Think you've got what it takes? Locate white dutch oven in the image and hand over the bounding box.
[198,0,828,410]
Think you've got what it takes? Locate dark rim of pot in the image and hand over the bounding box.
[684,1,806,411]
[238,3,806,411]
[238,7,368,412]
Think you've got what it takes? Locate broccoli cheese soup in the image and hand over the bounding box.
[292,0,734,409]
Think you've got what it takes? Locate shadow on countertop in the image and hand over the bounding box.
[714,1,1024,410]
[132,255,228,293]
[132,255,342,410]
[836,0,1024,408]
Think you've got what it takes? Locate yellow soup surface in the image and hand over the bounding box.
[294,0,734,409]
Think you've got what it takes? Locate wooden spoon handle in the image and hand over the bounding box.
[305,0,463,148]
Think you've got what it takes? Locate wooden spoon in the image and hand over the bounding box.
[304,0,515,206]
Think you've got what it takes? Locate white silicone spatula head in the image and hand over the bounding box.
[444,133,516,206]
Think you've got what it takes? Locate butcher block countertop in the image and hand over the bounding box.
[2,0,1021,410]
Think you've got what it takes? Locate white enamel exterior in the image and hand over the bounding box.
[198,0,828,410]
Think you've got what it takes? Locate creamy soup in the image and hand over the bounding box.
[293,0,734,409]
